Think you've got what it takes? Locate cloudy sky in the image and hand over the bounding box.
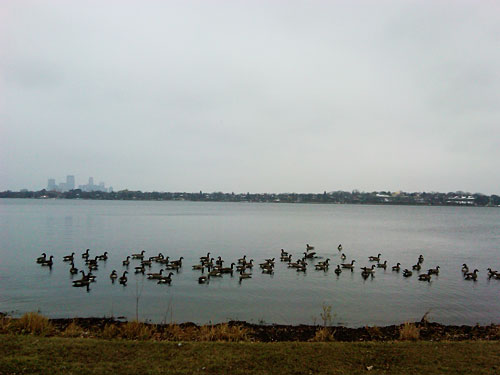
[1,1,499,194]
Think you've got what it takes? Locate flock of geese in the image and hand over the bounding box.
[36,243,500,291]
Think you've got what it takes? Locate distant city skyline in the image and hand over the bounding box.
[46,175,112,193]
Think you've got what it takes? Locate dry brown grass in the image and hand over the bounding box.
[198,323,251,342]
[102,323,120,339]
[399,322,420,341]
[119,321,154,340]
[0,315,13,333]
[13,312,54,336]
[310,327,336,342]
[61,321,84,338]
[162,324,197,341]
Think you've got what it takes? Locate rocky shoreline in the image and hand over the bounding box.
[45,317,500,342]
[3,311,499,342]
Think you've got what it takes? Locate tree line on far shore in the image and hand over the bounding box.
[1,189,498,207]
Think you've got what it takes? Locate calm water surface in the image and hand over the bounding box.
[0,199,499,327]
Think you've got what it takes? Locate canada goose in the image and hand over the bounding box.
[73,271,94,284]
[204,258,215,268]
[338,244,342,251]
[288,260,303,268]
[412,263,421,271]
[63,252,75,262]
[122,256,130,266]
[141,259,153,268]
[215,256,224,267]
[72,279,90,288]
[166,263,181,271]
[157,272,174,284]
[158,256,170,265]
[264,257,275,264]
[36,253,47,263]
[208,269,222,277]
[314,263,328,271]
[200,252,211,263]
[341,260,356,269]
[41,256,54,267]
[237,255,247,264]
[377,260,388,269]
[98,252,108,261]
[244,259,254,268]
[418,272,431,281]
[170,257,184,267]
[392,263,401,272]
[88,262,98,271]
[280,249,289,257]
[151,253,164,262]
[82,249,90,259]
[303,251,316,259]
[462,264,469,273]
[72,270,86,283]
[259,260,274,268]
[86,256,99,266]
[131,250,145,259]
[403,269,413,277]
[369,253,381,262]
[428,266,440,275]
[134,265,145,274]
[239,270,252,281]
[487,268,499,278]
[110,270,117,281]
[341,253,346,260]
[464,269,479,280]
[147,269,164,279]
[306,244,315,251]
[86,271,97,282]
[236,264,247,272]
[318,259,330,267]
[418,255,424,264]
[220,263,235,274]
[280,254,292,262]
[361,270,374,279]
[198,275,209,284]
[334,265,342,275]
[192,264,204,270]
[262,266,274,274]
[69,262,78,274]
[360,265,376,273]
[490,272,500,280]
[296,264,307,272]
[119,271,128,285]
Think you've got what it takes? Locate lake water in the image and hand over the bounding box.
[0,199,499,327]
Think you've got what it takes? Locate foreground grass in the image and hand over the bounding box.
[1,334,499,375]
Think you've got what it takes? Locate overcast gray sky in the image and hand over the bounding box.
[1,1,499,194]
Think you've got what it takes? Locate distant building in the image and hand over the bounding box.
[47,178,56,191]
[78,177,110,192]
[66,175,75,191]
[46,175,112,193]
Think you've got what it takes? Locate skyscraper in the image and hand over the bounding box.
[66,175,75,190]
[47,178,56,191]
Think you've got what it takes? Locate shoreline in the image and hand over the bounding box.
[3,313,499,342]
[2,196,499,208]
